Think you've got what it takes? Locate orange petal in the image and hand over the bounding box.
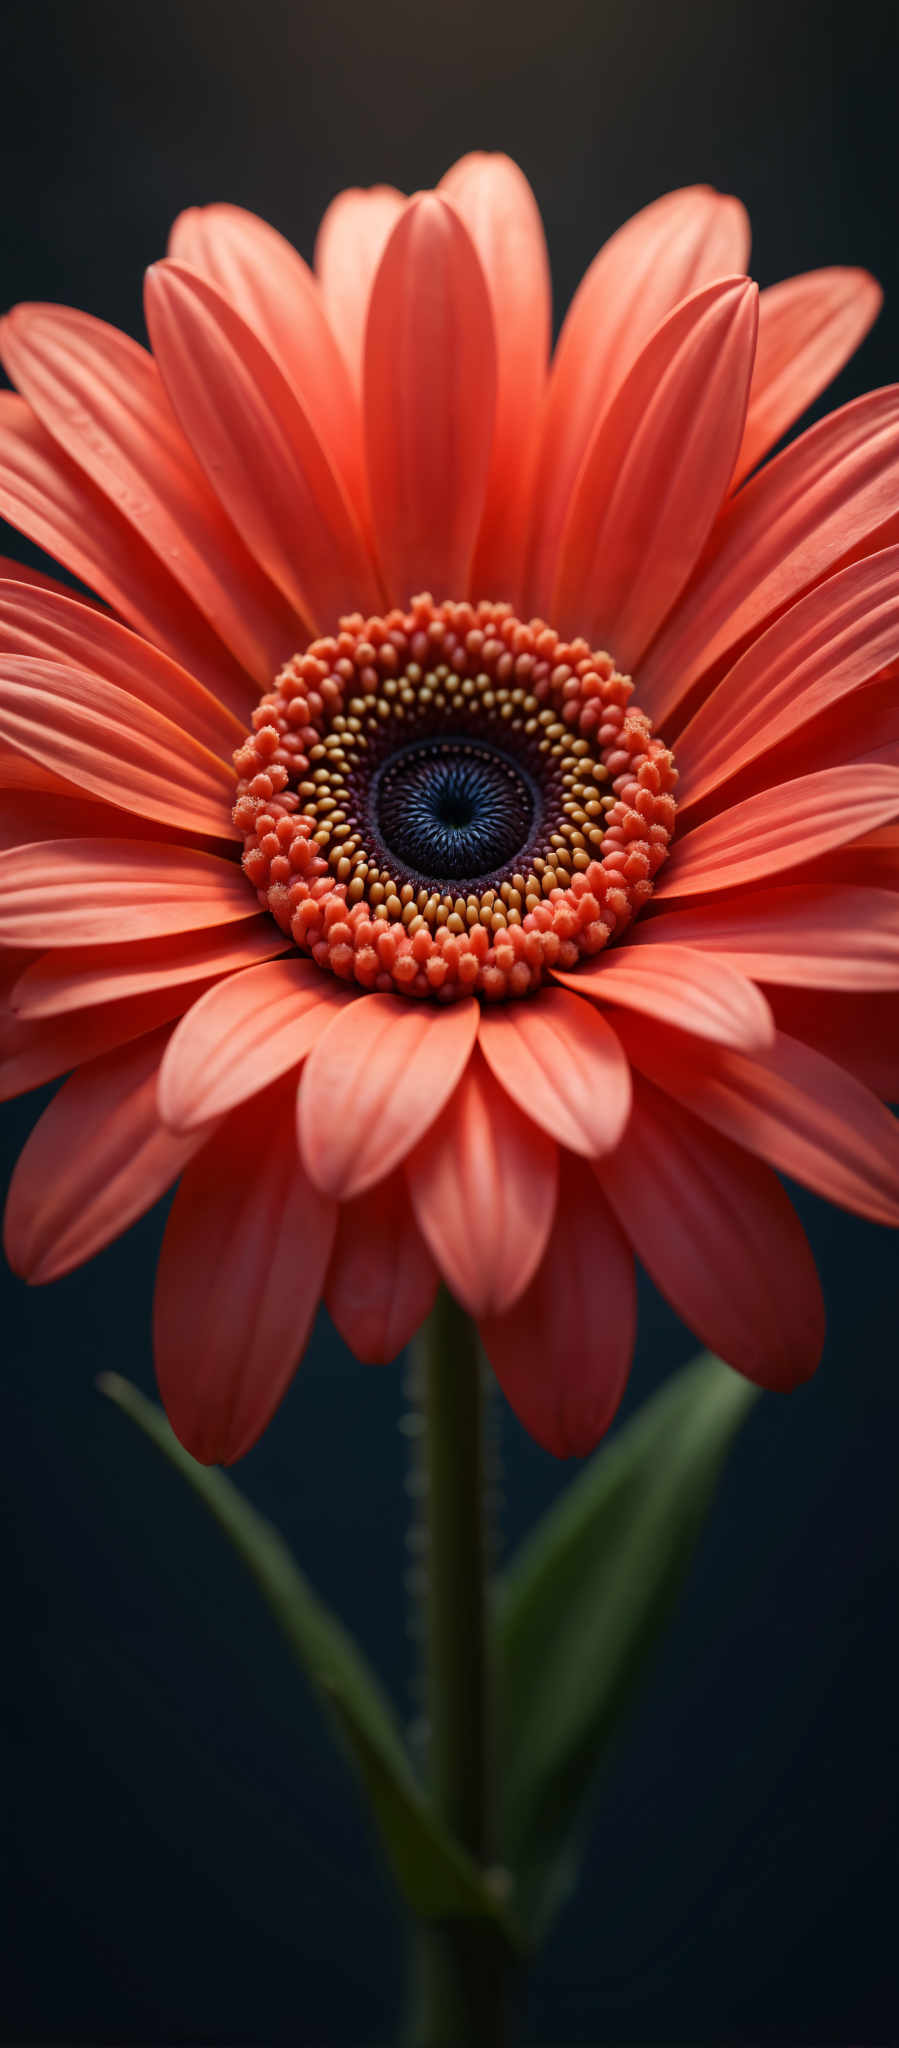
[0,979,210,1102]
[158,957,346,1130]
[656,764,899,899]
[363,194,497,603]
[0,577,243,758]
[0,788,203,853]
[553,278,758,664]
[406,1046,558,1317]
[169,202,369,523]
[0,656,236,836]
[554,942,774,1047]
[676,547,899,812]
[439,153,550,603]
[0,394,258,717]
[0,306,303,685]
[479,1154,635,1458]
[12,919,287,1017]
[145,261,381,631]
[602,1074,825,1390]
[314,185,406,390]
[4,1023,208,1282]
[477,986,631,1155]
[0,837,257,947]
[629,886,899,990]
[0,744,89,800]
[298,991,479,1199]
[154,1076,336,1465]
[638,386,899,728]
[617,1012,899,1226]
[0,554,106,606]
[730,669,899,790]
[325,1171,438,1364]
[734,268,882,488]
[526,184,750,610]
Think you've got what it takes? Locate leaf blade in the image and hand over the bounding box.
[498,1351,758,1933]
[98,1372,520,1941]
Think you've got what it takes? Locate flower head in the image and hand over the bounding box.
[2,156,898,1462]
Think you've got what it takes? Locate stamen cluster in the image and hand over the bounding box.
[233,597,678,1000]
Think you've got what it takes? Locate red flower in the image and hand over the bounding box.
[2,157,898,1462]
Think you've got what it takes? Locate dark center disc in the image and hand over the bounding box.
[371,737,538,888]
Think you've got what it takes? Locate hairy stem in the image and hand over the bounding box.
[406,1291,509,2047]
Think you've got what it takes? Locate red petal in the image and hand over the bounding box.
[477,986,631,1155]
[676,548,899,812]
[639,387,899,728]
[314,186,406,389]
[325,1171,438,1364]
[787,824,899,890]
[618,1013,899,1226]
[602,1074,825,1390]
[298,992,479,1199]
[4,1024,207,1282]
[631,886,899,989]
[168,202,368,523]
[0,657,236,836]
[158,957,346,1130]
[12,919,287,1017]
[554,942,774,1047]
[145,261,380,631]
[0,838,257,947]
[154,1077,336,1465]
[553,279,758,664]
[765,984,899,1101]
[525,184,750,611]
[0,306,302,685]
[734,268,883,488]
[479,1154,635,1458]
[439,153,550,603]
[363,195,497,603]
[0,578,243,758]
[406,1046,558,1317]
[657,764,899,899]
[0,397,259,718]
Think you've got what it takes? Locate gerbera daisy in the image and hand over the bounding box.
[2,156,898,1463]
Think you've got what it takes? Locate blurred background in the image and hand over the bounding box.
[2,0,898,2039]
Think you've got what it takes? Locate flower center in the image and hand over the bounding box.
[233,597,678,1001]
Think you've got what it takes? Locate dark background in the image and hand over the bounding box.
[2,0,899,2040]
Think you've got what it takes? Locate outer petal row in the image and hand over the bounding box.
[639,386,899,727]
[0,395,259,716]
[0,305,303,686]
[168,200,370,524]
[362,194,498,605]
[525,183,751,609]
[144,262,382,632]
[551,277,758,662]
[4,1025,208,1283]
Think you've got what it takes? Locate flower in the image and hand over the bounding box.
[1,155,899,1464]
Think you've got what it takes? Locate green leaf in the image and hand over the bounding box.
[98,1373,520,1944]
[497,1351,758,1936]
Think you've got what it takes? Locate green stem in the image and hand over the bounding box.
[406,1290,510,2048]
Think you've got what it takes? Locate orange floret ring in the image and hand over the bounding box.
[234,595,678,1000]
